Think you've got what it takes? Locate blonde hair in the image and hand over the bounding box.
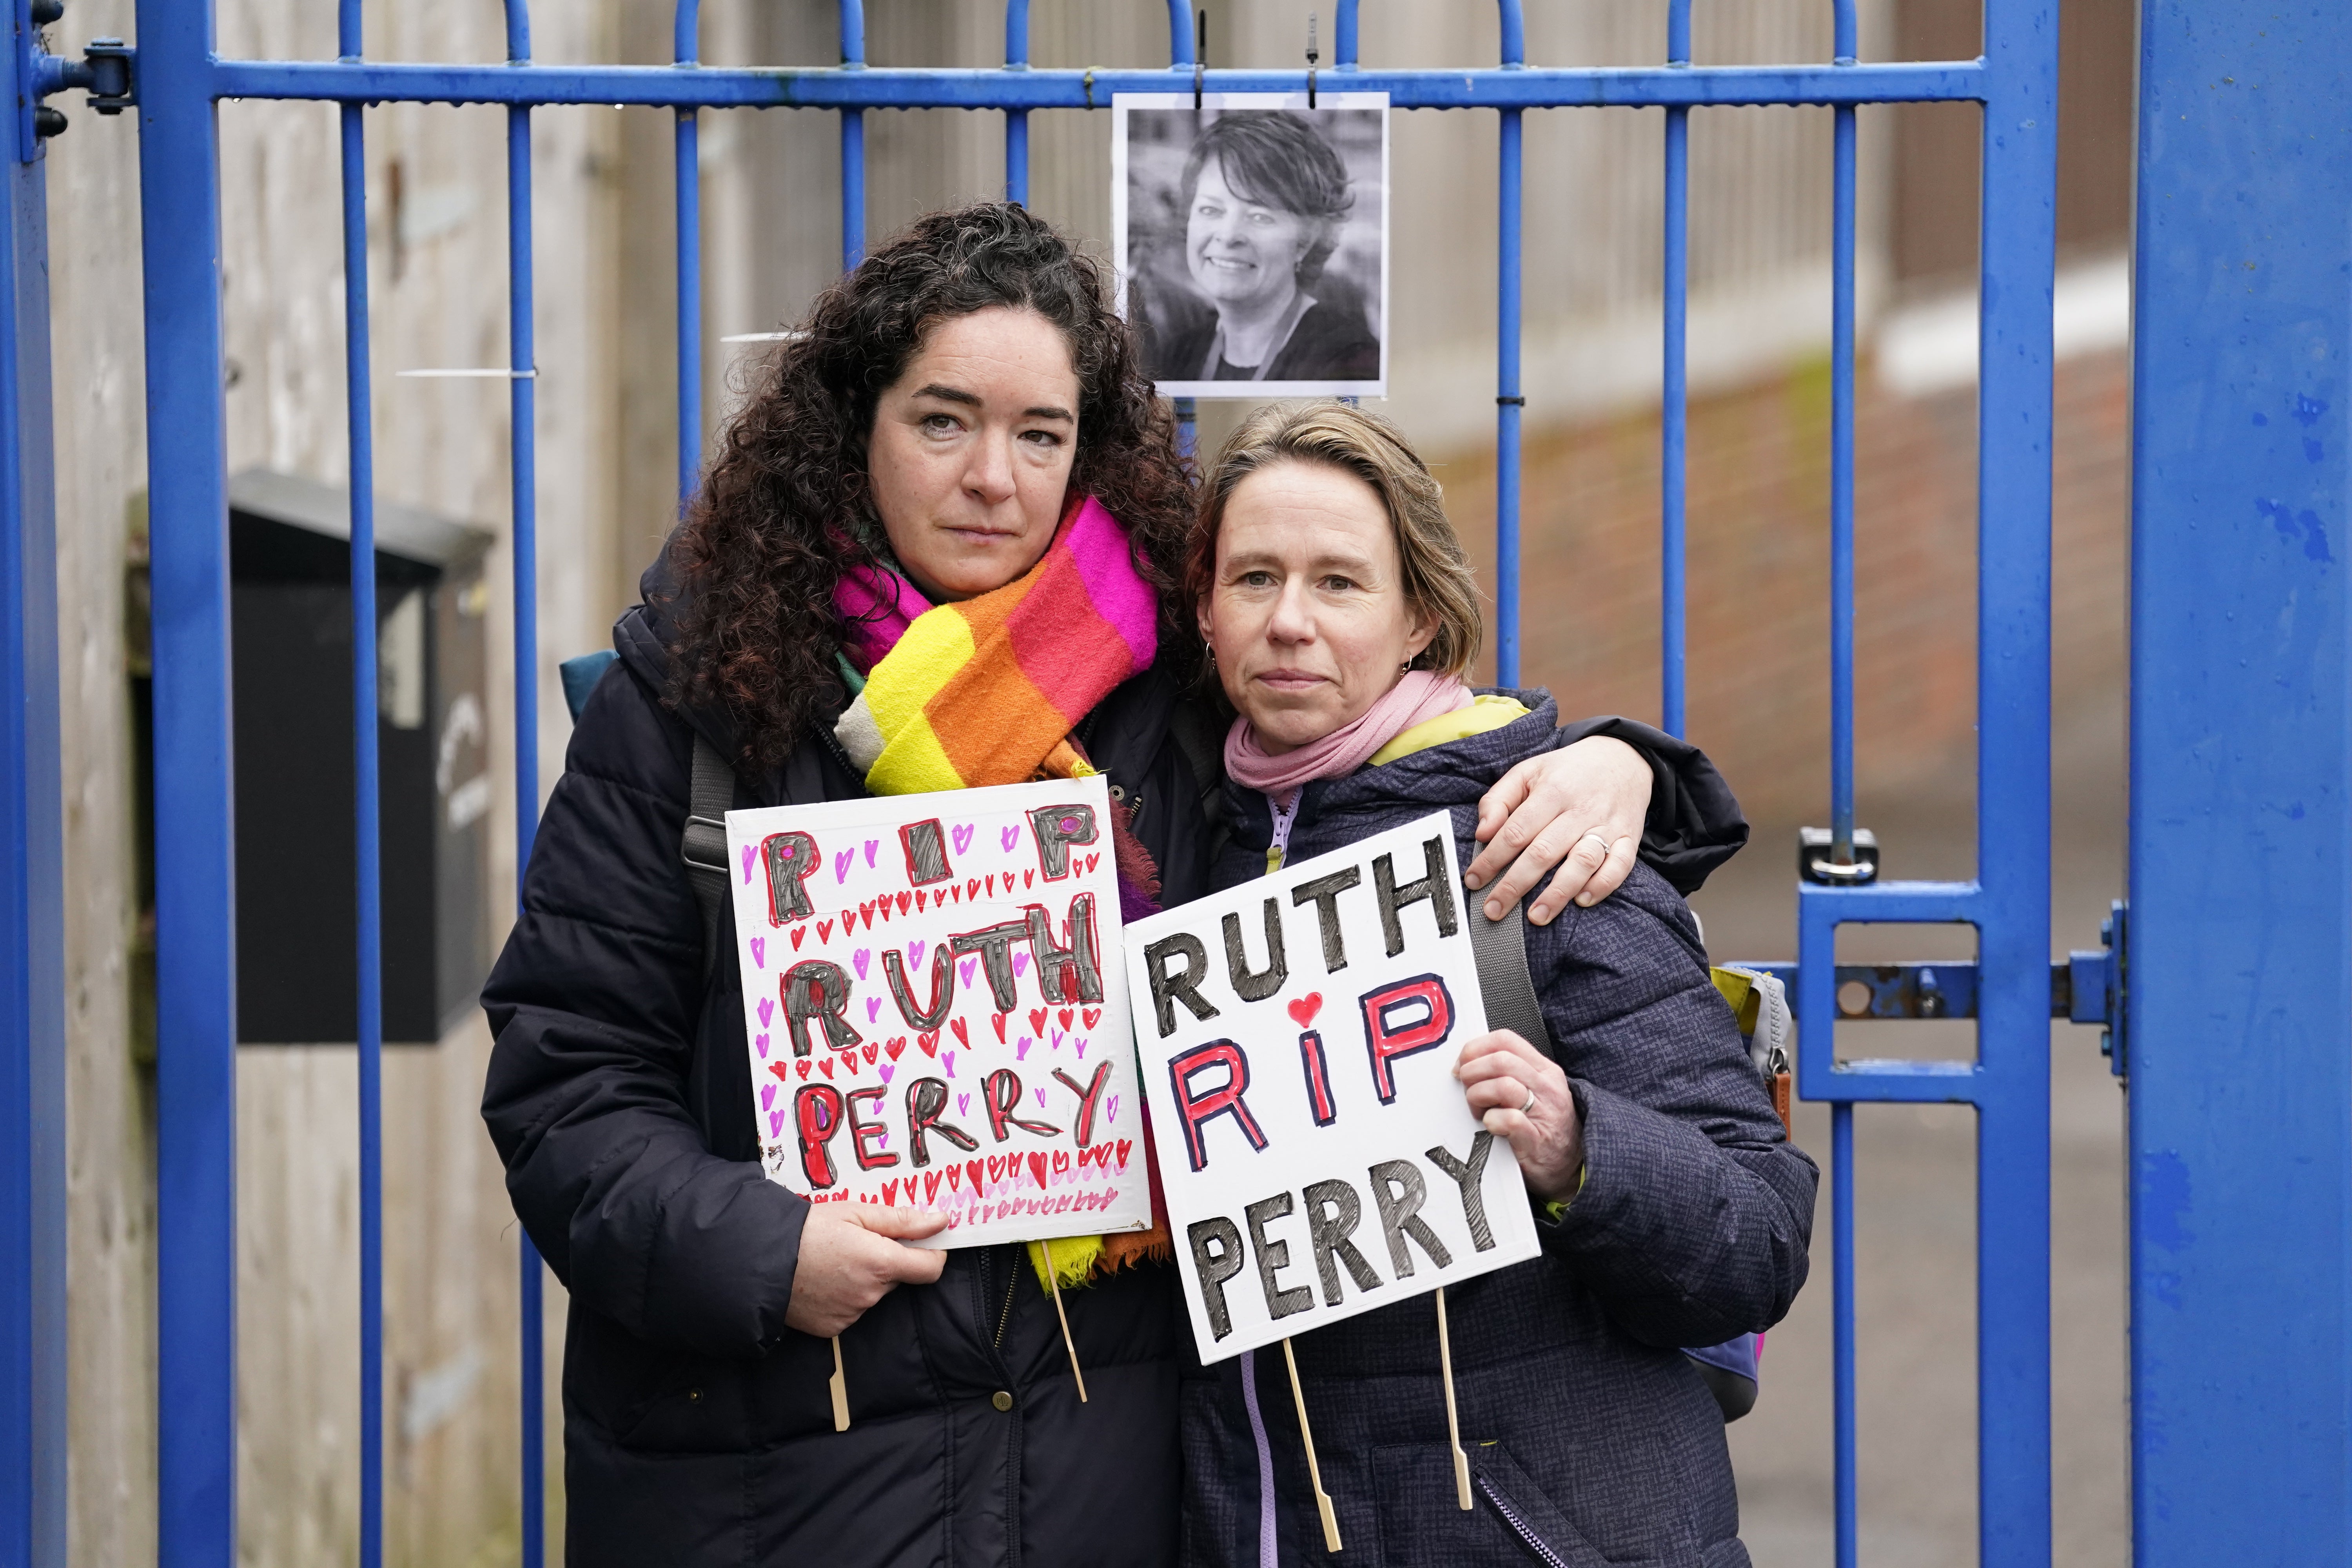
[1186,401,1484,677]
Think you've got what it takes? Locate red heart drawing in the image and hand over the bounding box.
[1287,993,1324,1028]
[1080,854,1098,875]
[945,1164,962,1192]
[881,1179,900,1205]
[967,879,980,900]
[924,1170,944,1203]
[863,1043,879,1066]
[768,1062,791,1082]
[918,1030,940,1057]
[790,928,806,951]
[916,890,928,912]
[818,1058,835,1079]
[1027,1152,1048,1189]
[992,1013,1008,1042]
[949,1017,969,1046]
[985,875,997,896]
[987,1155,1009,1185]
[841,909,860,935]
[885,1037,907,1060]
[966,1159,986,1192]
[1082,1007,1102,1029]
[1051,1149,1072,1175]
[896,891,912,915]
[1056,1008,1075,1031]
[1114,1138,1133,1170]
[818,919,834,942]
[1023,870,1034,889]
[1029,1008,1048,1034]
[796,1060,812,1080]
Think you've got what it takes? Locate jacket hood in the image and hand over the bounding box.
[610,533,749,764]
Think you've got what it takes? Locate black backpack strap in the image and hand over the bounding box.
[1469,901,1555,1055]
[681,733,735,981]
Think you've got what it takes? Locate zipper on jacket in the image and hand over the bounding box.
[1474,1472,1570,1568]
[993,1247,1018,1347]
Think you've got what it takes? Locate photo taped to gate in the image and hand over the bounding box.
[1113,92,1389,399]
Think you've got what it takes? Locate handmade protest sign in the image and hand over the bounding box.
[1122,812,1542,1361]
[726,775,1152,1247]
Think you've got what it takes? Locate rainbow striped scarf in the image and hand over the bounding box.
[832,496,1172,1285]
[832,495,1159,793]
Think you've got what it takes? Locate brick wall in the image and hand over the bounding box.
[1438,346,2129,827]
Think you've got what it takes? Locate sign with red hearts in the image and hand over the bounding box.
[726,775,1152,1249]
[1121,811,1541,1361]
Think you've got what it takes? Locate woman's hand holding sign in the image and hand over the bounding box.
[785,1204,949,1338]
[1454,1031,1585,1203]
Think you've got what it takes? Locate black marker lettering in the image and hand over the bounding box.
[1426,1131,1498,1252]
[1372,835,1460,958]
[1291,866,1362,973]
[1245,1192,1315,1321]
[1144,933,1221,1038]
[1368,1159,1452,1276]
[1302,1178,1384,1307]
[1190,1216,1247,1341]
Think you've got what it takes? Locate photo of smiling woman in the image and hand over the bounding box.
[1116,95,1388,396]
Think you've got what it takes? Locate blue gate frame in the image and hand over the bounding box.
[0,0,2085,1563]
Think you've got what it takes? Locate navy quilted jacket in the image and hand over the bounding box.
[481,549,1754,1566]
[1184,693,1817,1568]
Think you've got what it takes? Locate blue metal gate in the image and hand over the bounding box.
[1,0,2138,1563]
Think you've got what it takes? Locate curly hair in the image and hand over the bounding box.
[665,203,1195,771]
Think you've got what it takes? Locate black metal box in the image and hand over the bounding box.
[227,470,494,1044]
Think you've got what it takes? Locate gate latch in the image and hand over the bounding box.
[2054,900,2128,1077]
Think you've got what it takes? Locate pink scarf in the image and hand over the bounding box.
[1223,669,1474,808]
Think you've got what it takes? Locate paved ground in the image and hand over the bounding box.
[1688,699,2131,1566]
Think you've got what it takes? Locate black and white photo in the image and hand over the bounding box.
[1113,93,1389,398]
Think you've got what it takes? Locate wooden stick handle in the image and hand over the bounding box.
[829,1336,851,1432]
[1436,1285,1472,1510]
[1041,1238,1088,1403]
[1283,1337,1343,1553]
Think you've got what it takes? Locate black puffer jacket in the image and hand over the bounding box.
[481,575,1751,1566]
[1181,693,1816,1568]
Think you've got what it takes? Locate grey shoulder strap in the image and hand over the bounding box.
[1469,901,1557,1058]
[681,734,735,980]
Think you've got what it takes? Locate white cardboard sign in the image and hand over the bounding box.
[724,775,1153,1247]
[1122,812,1542,1361]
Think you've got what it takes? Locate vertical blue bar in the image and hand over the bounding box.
[1827,102,1856,858]
[505,0,546,1554]
[335,4,387,1552]
[0,90,63,1568]
[1831,1100,1857,1568]
[2129,5,2352,1562]
[840,0,864,271]
[1004,0,1029,205]
[1494,105,1522,687]
[675,3,701,506]
[1334,0,1359,68]
[1659,0,1691,737]
[676,113,701,502]
[136,0,239,1560]
[1164,0,1194,66]
[1174,396,1196,461]
[1971,1,2056,1564]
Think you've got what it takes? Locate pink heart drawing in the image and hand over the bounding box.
[756,1033,770,1058]
[863,839,880,868]
[769,1111,784,1138]
[1106,1095,1119,1123]
[1000,824,1021,852]
[909,938,927,970]
[1074,1038,1087,1059]
[1035,1088,1048,1109]
[853,949,871,981]
[833,849,855,884]
[959,959,978,987]
[942,1052,956,1079]
[878,1064,895,1085]
[866,998,883,1024]
[951,823,975,855]
[957,1094,971,1118]
[760,1083,777,1111]
[740,844,757,884]
[1050,1029,1063,1049]
[757,997,775,1028]
[749,936,766,970]
[1012,953,1030,978]
[1016,1036,1032,1060]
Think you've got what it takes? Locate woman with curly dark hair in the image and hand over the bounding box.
[480,202,1745,1567]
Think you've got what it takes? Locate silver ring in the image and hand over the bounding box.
[1520,1085,1539,1115]
[1578,829,1610,849]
